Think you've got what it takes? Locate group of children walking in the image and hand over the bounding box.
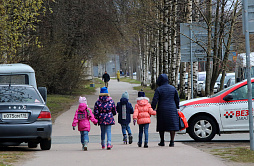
[72,87,156,151]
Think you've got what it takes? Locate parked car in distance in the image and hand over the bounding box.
[200,74,222,97]
[197,72,206,96]
[217,73,235,92]
[226,77,235,88]
[0,85,52,150]
[178,78,253,142]
[213,74,222,93]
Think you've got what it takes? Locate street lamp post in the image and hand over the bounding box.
[242,0,254,151]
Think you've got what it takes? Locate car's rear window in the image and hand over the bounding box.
[0,86,43,103]
[0,75,29,85]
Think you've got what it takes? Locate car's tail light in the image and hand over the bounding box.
[37,111,51,121]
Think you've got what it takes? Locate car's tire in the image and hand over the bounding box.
[38,87,47,102]
[188,115,217,142]
[28,142,38,148]
[40,138,51,150]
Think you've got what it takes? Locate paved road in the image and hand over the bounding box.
[19,80,228,166]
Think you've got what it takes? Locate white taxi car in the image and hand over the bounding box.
[179,78,254,141]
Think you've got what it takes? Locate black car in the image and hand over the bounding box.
[0,85,52,150]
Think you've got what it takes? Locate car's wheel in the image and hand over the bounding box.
[28,142,38,148]
[38,87,47,102]
[40,138,51,150]
[188,116,217,142]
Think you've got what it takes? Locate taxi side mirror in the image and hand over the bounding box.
[223,94,233,101]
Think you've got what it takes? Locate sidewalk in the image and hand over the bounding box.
[20,79,227,166]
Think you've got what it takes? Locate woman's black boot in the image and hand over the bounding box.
[158,141,165,146]
[169,141,174,147]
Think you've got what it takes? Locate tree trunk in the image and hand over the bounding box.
[179,62,186,99]
[211,0,224,94]
[159,1,164,75]
[170,0,177,87]
[186,0,192,100]
[151,30,157,90]
[220,0,239,90]
[205,0,212,96]
[162,0,169,74]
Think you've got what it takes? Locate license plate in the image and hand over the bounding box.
[2,113,29,119]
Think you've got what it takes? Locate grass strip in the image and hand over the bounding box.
[211,147,254,163]
[0,152,24,166]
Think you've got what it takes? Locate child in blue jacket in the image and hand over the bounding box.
[116,91,134,144]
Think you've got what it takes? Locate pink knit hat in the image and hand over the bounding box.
[79,96,87,104]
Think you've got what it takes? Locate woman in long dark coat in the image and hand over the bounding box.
[151,74,180,147]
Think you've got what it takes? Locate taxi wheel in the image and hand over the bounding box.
[188,116,217,142]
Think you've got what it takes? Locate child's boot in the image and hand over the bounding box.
[101,140,105,149]
[123,134,127,144]
[107,144,113,150]
[81,143,85,151]
[84,141,88,151]
[144,142,148,148]
[128,135,133,144]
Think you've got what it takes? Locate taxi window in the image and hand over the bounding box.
[230,85,248,100]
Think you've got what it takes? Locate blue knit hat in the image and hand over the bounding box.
[122,91,129,99]
[138,91,145,97]
[100,87,108,93]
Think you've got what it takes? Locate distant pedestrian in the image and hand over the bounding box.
[102,71,110,87]
[94,87,117,150]
[151,74,180,147]
[133,90,156,148]
[117,70,120,82]
[116,91,134,144]
[72,96,98,151]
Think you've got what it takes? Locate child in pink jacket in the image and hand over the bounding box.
[72,97,98,151]
[133,90,156,148]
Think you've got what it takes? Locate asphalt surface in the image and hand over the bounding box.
[19,79,228,166]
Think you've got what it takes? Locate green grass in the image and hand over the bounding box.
[0,152,24,166]
[47,94,77,122]
[211,147,254,163]
[116,77,156,99]
[133,86,154,100]
[71,78,104,96]
[119,77,141,84]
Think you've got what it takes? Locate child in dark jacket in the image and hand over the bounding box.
[116,91,134,144]
[94,87,116,150]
